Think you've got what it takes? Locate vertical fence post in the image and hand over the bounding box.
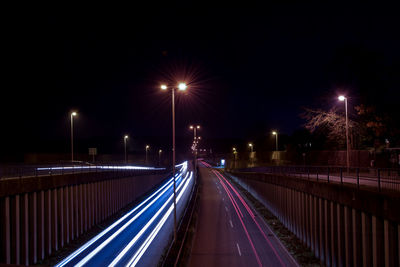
[340,168,343,185]
[377,169,381,192]
[356,168,360,189]
[316,168,319,182]
[307,167,310,180]
[327,167,330,183]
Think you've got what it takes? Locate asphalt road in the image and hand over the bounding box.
[189,162,298,267]
[55,162,192,267]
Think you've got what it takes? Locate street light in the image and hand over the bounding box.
[70,111,77,162]
[248,143,253,152]
[160,82,187,242]
[232,147,238,161]
[158,149,162,165]
[145,145,150,163]
[272,131,278,151]
[338,95,350,170]
[248,143,254,166]
[124,135,129,163]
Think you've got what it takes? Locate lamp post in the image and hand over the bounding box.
[145,145,150,163]
[124,135,129,163]
[161,82,187,242]
[158,149,162,165]
[189,125,200,141]
[248,143,253,166]
[189,125,200,175]
[338,95,350,170]
[70,111,77,162]
[233,147,237,168]
[272,131,278,151]
[248,143,253,152]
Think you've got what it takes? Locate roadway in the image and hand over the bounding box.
[189,162,298,267]
[55,161,193,267]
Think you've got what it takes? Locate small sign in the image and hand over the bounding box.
[89,148,97,155]
[221,159,225,167]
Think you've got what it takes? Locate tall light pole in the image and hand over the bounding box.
[145,145,150,163]
[233,147,238,168]
[158,149,162,165]
[339,95,350,170]
[248,143,253,166]
[248,143,253,152]
[161,82,187,242]
[189,125,200,140]
[124,135,129,163]
[272,131,278,151]
[189,125,200,176]
[70,111,77,162]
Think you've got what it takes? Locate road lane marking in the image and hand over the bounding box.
[230,220,233,228]
[236,243,242,256]
[225,206,228,212]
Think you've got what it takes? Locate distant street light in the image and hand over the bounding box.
[272,131,278,151]
[158,149,162,165]
[70,111,77,162]
[248,143,253,152]
[248,143,254,166]
[190,125,201,182]
[338,95,350,170]
[124,135,129,163]
[160,82,187,242]
[145,145,150,163]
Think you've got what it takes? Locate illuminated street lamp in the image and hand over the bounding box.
[248,143,254,166]
[338,95,350,170]
[160,82,187,242]
[124,135,129,163]
[248,143,253,152]
[232,147,238,161]
[145,145,150,163]
[70,111,77,162]
[272,131,278,151]
[158,149,162,165]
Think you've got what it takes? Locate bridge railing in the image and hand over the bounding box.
[236,165,400,192]
[0,162,166,180]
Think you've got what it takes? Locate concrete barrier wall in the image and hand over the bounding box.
[228,171,400,267]
[0,172,167,265]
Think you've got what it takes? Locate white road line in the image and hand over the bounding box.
[229,220,233,228]
[225,206,228,212]
[236,243,242,256]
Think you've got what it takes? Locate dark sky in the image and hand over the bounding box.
[3,2,400,157]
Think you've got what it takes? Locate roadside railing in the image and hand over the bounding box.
[237,166,400,192]
[0,162,166,180]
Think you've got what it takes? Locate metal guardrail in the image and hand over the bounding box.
[0,163,166,180]
[237,166,400,192]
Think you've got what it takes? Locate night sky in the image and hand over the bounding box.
[3,2,400,159]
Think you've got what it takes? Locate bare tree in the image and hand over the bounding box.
[302,107,361,149]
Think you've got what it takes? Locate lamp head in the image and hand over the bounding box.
[161,84,167,90]
[338,95,346,101]
[178,83,187,91]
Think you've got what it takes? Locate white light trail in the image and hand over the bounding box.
[127,171,193,267]
[108,171,190,267]
[74,172,185,267]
